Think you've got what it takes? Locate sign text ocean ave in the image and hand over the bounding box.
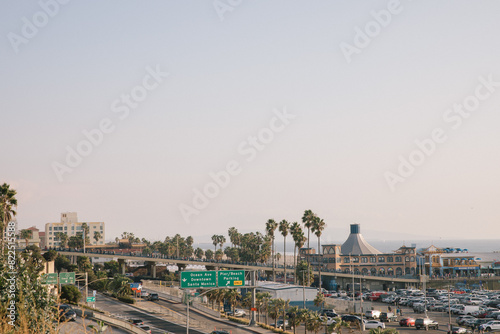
[181,271,217,288]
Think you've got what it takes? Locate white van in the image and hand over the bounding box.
[457,305,480,315]
[365,310,381,319]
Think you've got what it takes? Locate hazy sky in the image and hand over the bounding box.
[2,1,500,244]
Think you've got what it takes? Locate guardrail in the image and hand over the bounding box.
[74,308,149,334]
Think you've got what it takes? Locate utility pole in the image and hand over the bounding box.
[303,270,306,308]
[186,292,190,334]
[249,271,256,326]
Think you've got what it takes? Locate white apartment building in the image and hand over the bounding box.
[45,212,105,248]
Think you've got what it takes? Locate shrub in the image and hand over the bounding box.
[117,296,135,304]
[60,285,82,304]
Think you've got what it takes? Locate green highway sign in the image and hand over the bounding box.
[180,271,216,289]
[59,272,75,284]
[41,273,58,285]
[86,297,96,303]
[218,270,245,287]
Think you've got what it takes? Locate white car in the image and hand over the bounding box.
[364,321,385,329]
[234,309,246,317]
[479,321,500,332]
[320,316,336,325]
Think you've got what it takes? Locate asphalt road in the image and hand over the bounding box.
[59,316,131,334]
[96,293,206,334]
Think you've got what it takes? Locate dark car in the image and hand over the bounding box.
[341,315,362,324]
[321,311,339,318]
[57,304,76,322]
[415,318,439,330]
[128,319,144,326]
[148,293,159,301]
[211,331,230,334]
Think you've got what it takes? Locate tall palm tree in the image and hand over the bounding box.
[302,209,316,285]
[0,183,17,249]
[291,224,306,284]
[20,229,32,248]
[265,219,278,281]
[311,216,326,290]
[228,227,238,248]
[218,235,226,251]
[211,234,219,253]
[279,220,290,283]
[56,232,69,249]
[81,223,90,252]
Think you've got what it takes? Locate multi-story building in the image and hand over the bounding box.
[302,224,418,277]
[16,226,42,248]
[419,245,480,277]
[45,212,105,248]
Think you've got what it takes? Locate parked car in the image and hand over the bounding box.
[148,293,159,301]
[341,315,363,324]
[449,326,468,334]
[399,317,416,327]
[379,312,397,322]
[140,291,149,298]
[321,310,338,318]
[365,310,382,319]
[364,321,385,329]
[457,316,476,326]
[320,316,336,325]
[57,304,76,322]
[271,320,290,329]
[415,318,439,330]
[479,321,500,332]
[229,309,246,317]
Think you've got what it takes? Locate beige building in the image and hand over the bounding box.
[45,212,105,248]
[16,226,42,248]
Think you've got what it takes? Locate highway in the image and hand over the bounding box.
[59,316,130,334]
[95,293,206,334]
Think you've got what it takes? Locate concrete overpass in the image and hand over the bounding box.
[57,250,421,290]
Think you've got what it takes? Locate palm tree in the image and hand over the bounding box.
[287,306,302,334]
[305,311,323,334]
[81,223,90,252]
[311,216,326,290]
[265,219,278,281]
[279,220,290,283]
[20,229,32,248]
[211,234,219,253]
[291,224,306,284]
[55,232,69,249]
[224,289,241,315]
[94,231,102,245]
[0,183,17,249]
[302,210,316,285]
[218,235,226,251]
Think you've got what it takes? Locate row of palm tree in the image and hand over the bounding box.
[0,183,17,250]
[264,210,326,287]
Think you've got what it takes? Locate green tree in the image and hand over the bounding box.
[302,210,316,284]
[224,289,240,315]
[20,228,33,248]
[55,232,69,249]
[311,216,326,289]
[211,234,219,253]
[279,220,290,282]
[287,306,302,334]
[93,231,102,244]
[268,298,283,328]
[305,311,323,334]
[215,249,224,261]
[61,285,82,304]
[0,183,17,250]
[296,260,314,286]
[205,249,214,260]
[68,234,83,249]
[195,247,204,259]
[110,275,133,296]
[265,219,278,281]
[81,223,90,248]
[104,260,120,275]
[55,255,71,273]
[292,225,306,284]
[313,291,325,308]
[77,256,92,272]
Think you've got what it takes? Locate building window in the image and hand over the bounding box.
[361,257,368,263]
[378,257,385,263]
[387,256,393,262]
[395,256,401,262]
[353,257,359,263]
[344,257,350,263]
[405,256,410,262]
[410,256,415,262]
[370,257,376,263]
[49,227,52,231]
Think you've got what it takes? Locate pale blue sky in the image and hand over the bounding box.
[1,0,500,244]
